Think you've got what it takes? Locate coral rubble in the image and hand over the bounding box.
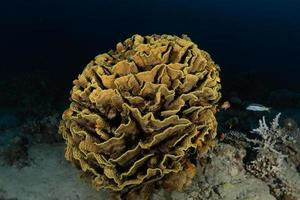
[59,34,221,199]
[0,136,29,168]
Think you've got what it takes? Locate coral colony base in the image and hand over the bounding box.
[59,34,221,199]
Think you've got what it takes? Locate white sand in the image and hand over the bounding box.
[0,143,109,200]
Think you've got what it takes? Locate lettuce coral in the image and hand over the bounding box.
[59,34,221,199]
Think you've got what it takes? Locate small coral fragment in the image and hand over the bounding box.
[59,34,221,199]
[163,161,197,192]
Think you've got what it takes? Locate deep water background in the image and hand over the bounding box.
[1,0,300,108]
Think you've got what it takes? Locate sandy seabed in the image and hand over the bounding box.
[0,144,109,200]
[0,143,280,200]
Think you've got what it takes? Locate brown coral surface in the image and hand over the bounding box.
[59,34,221,198]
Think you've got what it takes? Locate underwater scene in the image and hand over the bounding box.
[1,0,300,200]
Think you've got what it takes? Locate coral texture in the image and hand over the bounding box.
[59,34,221,198]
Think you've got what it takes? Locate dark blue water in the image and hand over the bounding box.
[1,0,300,100]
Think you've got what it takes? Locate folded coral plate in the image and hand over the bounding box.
[59,34,221,199]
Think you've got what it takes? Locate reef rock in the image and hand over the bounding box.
[152,143,276,200]
[193,143,276,200]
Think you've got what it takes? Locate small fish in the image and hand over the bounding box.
[219,101,231,111]
[246,103,271,112]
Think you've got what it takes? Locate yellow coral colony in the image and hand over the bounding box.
[59,34,221,199]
